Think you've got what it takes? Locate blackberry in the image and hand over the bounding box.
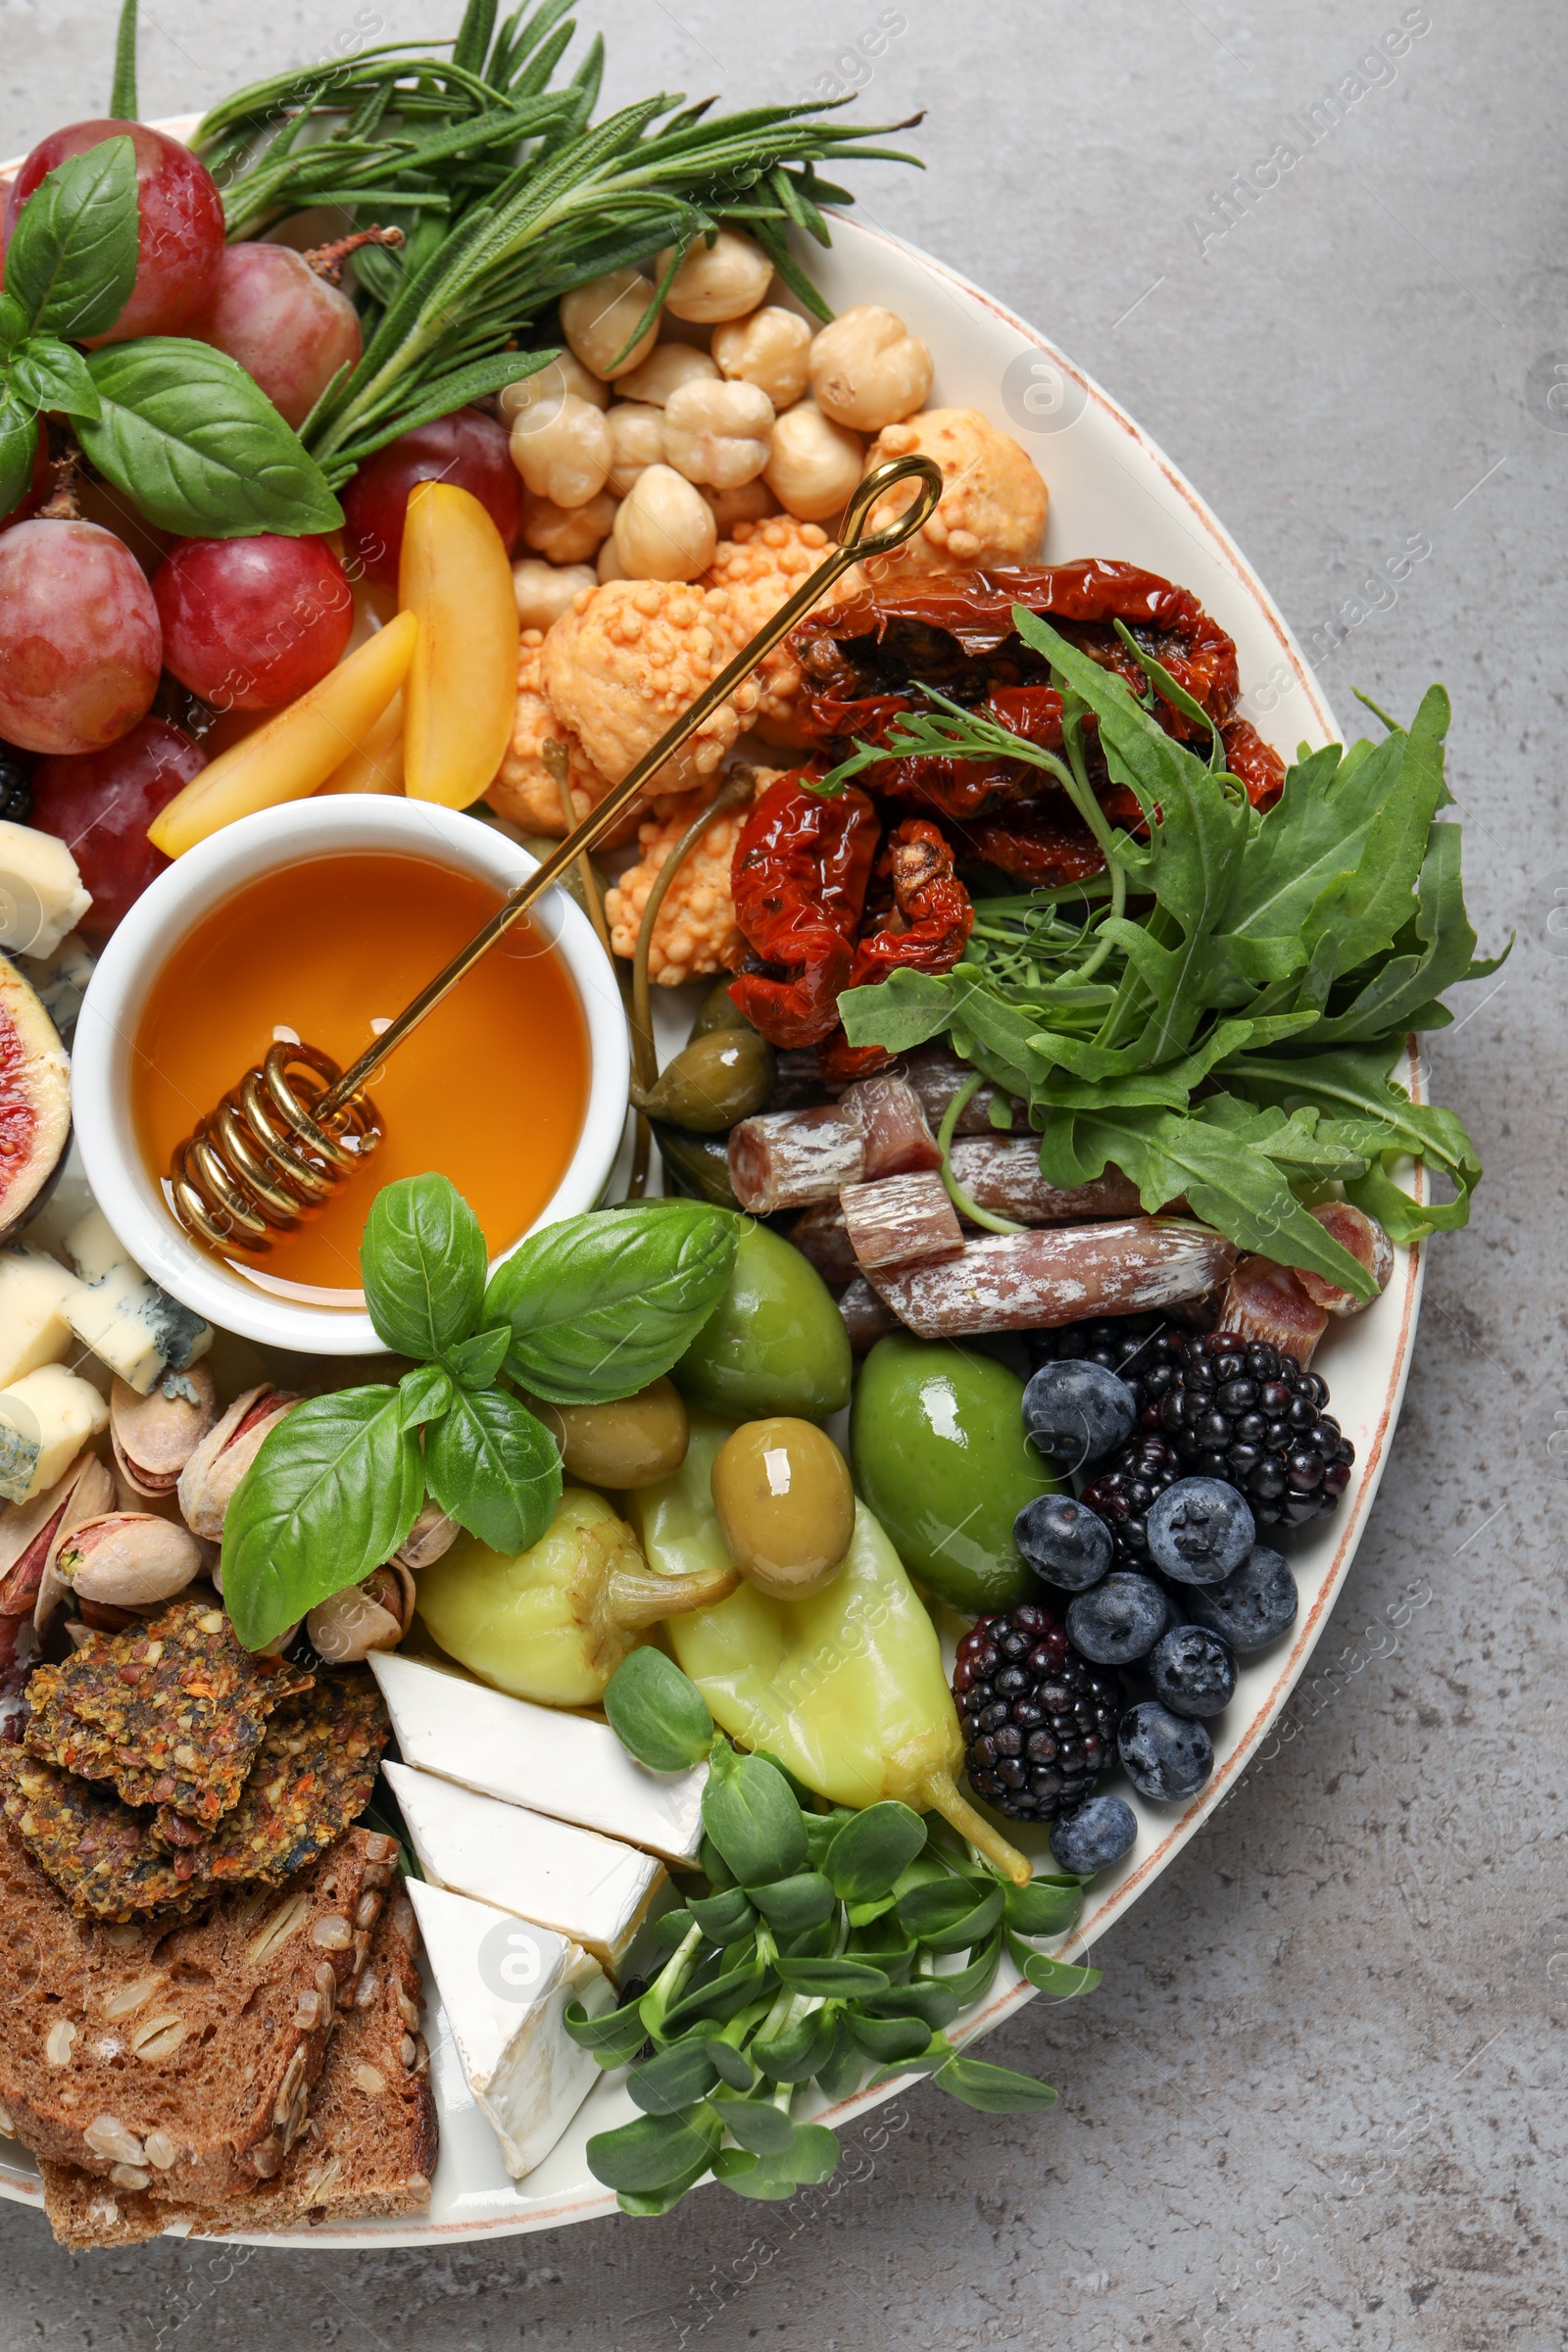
[1080,1435,1180,1567]
[954,1601,1119,1824]
[0,749,31,827]
[1045,1321,1354,1529]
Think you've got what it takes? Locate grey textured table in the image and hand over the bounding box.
[1,3,1562,2344]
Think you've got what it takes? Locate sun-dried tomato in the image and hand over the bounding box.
[727,773,879,1049]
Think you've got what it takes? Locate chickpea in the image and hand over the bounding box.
[509,392,612,508]
[615,344,719,407]
[662,378,775,491]
[704,480,776,534]
[656,227,774,323]
[597,535,626,583]
[497,350,609,426]
[612,463,717,582]
[808,305,933,432]
[560,267,661,381]
[710,1417,856,1597]
[763,401,864,523]
[520,487,618,565]
[512,558,596,632]
[604,401,666,498]
[529,1377,689,1491]
[712,306,813,411]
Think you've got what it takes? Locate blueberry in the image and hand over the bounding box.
[1117,1701,1213,1802]
[1021,1359,1138,1472]
[1050,1794,1138,1876]
[1148,1624,1237,1718]
[1184,1544,1298,1652]
[1013,1494,1115,1591]
[1066,1571,1171,1665]
[1145,1477,1254,1584]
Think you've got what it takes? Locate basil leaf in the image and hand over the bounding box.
[8,338,101,420]
[0,294,29,351]
[701,1746,807,1886]
[822,1801,928,1904]
[78,340,344,538]
[441,1327,511,1389]
[220,1388,423,1649]
[423,1386,561,1556]
[932,2052,1059,2114]
[3,136,139,342]
[0,404,37,524]
[362,1173,486,1360]
[484,1200,738,1404]
[603,1647,713,1772]
[397,1363,454,1430]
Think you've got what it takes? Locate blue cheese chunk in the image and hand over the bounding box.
[0,1247,74,1387]
[0,1364,110,1504]
[405,1878,612,2180]
[60,1209,213,1392]
[0,824,91,962]
[16,931,95,1044]
[370,1653,707,1866]
[383,1760,669,1977]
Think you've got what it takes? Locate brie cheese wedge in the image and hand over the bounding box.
[370,1652,707,1865]
[405,1877,612,2180]
[384,1760,669,1976]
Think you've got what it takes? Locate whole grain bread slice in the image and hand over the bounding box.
[36,1898,437,2248]
[0,1822,396,2206]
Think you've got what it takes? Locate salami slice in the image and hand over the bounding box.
[838,1276,899,1351]
[870,1218,1238,1338]
[1296,1202,1395,1316]
[948,1140,1145,1225]
[841,1171,964,1273]
[728,1073,940,1213]
[1218,1254,1329,1365]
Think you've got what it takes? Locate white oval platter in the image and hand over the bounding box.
[0,128,1424,2246]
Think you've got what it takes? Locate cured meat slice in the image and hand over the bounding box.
[840,1073,940,1180]
[947,1140,1145,1225]
[841,1171,963,1274]
[786,1201,858,1289]
[729,1073,940,1213]
[1296,1202,1395,1316]
[870,1218,1238,1339]
[902,1044,1020,1137]
[837,1276,899,1351]
[1218,1254,1328,1365]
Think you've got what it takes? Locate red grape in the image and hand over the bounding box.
[0,520,162,756]
[0,425,49,533]
[1,120,224,344]
[185,243,364,432]
[341,408,520,588]
[28,718,205,938]
[153,534,354,710]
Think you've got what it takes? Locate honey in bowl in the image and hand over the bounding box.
[131,851,590,1303]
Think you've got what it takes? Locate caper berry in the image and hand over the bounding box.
[689,976,755,1041]
[710,1417,856,1597]
[633,1029,776,1132]
[529,1377,689,1490]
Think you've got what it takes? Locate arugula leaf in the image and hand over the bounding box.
[362,1172,486,1361]
[486,1200,738,1403]
[0,403,37,522]
[7,338,101,420]
[1228,1042,1483,1241]
[1,136,139,342]
[423,1386,563,1555]
[1304,822,1507,1045]
[78,341,344,538]
[220,1388,424,1649]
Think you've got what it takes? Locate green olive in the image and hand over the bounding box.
[674,1220,852,1421]
[850,1334,1060,1613]
[710,1416,856,1596]
[653,1123,741,1207]
[632,1030,776,1133]
[529,1377,689,1491]
[690,976,755,1041]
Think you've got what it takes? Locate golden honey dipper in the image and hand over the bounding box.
[169,454,945,1254]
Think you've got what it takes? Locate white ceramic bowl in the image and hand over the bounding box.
[71,796,631,1353]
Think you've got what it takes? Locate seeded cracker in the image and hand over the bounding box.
[0,1749,205,1920]
[152,1675,389,1884]
[24,1598,314,1827]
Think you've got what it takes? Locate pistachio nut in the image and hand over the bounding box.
[176,1386,300,1540]
[58,1514,204,1609]
[0,1451,118,1629]
[111,1363,220,1499]
[393,1502,461,1573]
[306,1564,414,1663]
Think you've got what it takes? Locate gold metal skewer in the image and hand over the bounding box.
[171,453,945,1254]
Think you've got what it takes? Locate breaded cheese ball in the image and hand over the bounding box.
[605,782,756,986]
[862,409,1049,574]
[706,514,864,742]
[486,628,625,838]
[541,579,758,796]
